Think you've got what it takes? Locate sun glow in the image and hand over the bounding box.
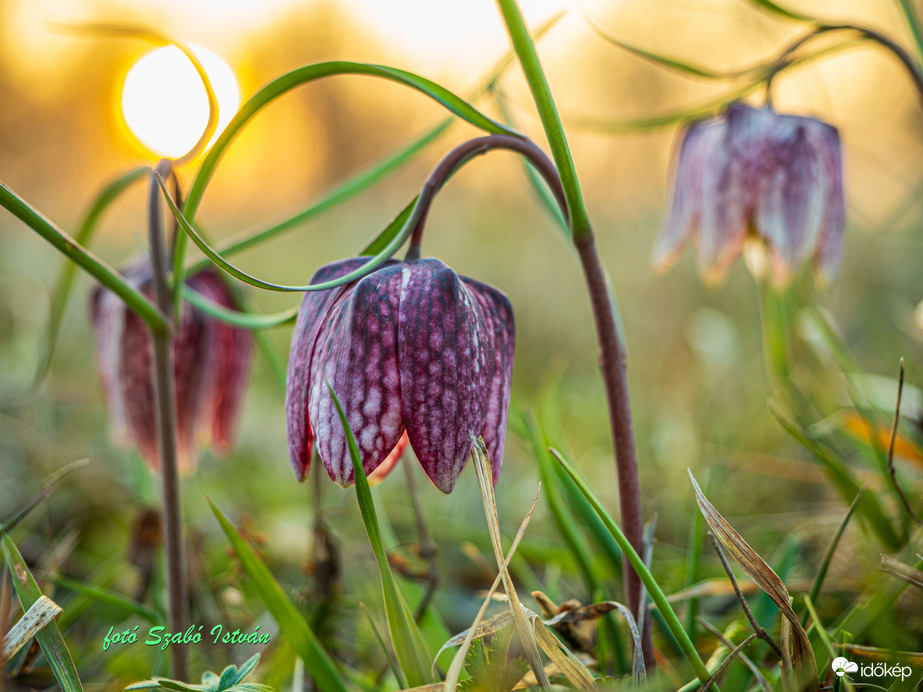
[121,44,240,159]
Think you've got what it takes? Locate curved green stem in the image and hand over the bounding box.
[174,61,517,302]
[494,1,589,237]
[0,180,167,333]
[896,0,923,63]
[181,286,298,329]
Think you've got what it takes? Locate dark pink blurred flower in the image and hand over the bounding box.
[286,257,514,493]
[90,266,253,472]
[653,102,845,286]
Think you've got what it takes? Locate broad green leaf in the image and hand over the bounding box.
[207,499,349,692]
[327,384,431,687]
[2,533,84,691]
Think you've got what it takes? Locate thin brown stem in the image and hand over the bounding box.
[405,134,567,260]
[887,359,923,530]
[574,230,650,663]
[767,24,923,106]
[708,532,783,658]
[148,159,188,680]
[697,617,772,692]
[402,461,439,622]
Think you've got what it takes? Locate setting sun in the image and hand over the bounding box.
[121,44,240,160]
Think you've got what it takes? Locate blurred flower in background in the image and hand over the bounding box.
[653,102,845,287]
[91,265,253,472]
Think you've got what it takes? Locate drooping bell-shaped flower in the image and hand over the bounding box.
[90,265,253,472]
[653,102,845,286]
[286,257,515,493]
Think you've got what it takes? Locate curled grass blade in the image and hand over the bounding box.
[160,175,419,292]
[551,449,713,687]
[2,534,83,691]
[52,24,217,165]
[176,61,517,293]
[0,180,167,333]
[182,287,297,329]
[183,13,566,276]
[207,498,348,692]
[327,384,431,687]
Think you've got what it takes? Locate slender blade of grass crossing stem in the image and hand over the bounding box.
[1,534,83,692]
[327,384,431,687]
[469,434,550,689]
[2,594,62,661]
[440,483,540,691]
[550,449,715,688]
[207,499,349,692]
[688,472,819,692]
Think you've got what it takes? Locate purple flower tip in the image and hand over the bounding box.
[286,257,515,493]
[653,102,845,287]
[90,264,253,472]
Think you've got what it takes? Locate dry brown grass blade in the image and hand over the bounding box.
[2,595,62,661]
[879,554,923,589]
[695,633,757,692]
[841,644,923,665]
[532,619,597,691]
[440,465,541,691]
[689,471,819,692]
[471,435,550,689]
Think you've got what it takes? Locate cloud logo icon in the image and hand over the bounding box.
[832,657,858,677]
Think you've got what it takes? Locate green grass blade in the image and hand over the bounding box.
[175,61,517,296]
[746,0,818,21]
[182,14,565,277]
[47,573,160,625]
[182,287,298,329]
[0,179,168,333]
[359,198,417,257]
[768,401,900,549]
[801,488,864,626]
[550,449,714,688]
[2,533,84,691]
[159,174,420,294]
[326,384,431,687]
[207,499,349,692]
[37,166,149,382]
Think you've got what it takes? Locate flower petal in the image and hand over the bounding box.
[462,276,515,485]
[809,122,845,283]
[286,258,370,481]
[186,271,253,453]
[652,117,717,272]
[307,262,405,487]
[397,259,490,493]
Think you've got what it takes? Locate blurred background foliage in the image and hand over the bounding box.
[1,0,922,684]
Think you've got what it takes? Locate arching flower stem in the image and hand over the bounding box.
[404,134,567,260]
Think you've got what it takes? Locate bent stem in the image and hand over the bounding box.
[148,160,189,680]
[494,0,649,664]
